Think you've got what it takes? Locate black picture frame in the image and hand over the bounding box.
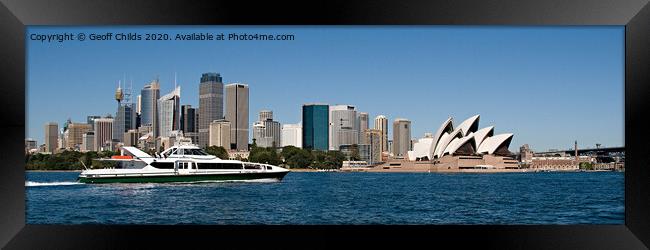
[1,0,648,249]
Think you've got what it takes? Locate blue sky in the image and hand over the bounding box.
[26,26,624,152]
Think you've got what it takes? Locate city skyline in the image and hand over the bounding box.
[27,26,624,151]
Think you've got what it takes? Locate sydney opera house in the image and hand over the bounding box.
[371,115,520,172]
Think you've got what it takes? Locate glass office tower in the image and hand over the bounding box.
[302,103,329,151]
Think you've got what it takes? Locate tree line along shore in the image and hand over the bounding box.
[25,145,356,171]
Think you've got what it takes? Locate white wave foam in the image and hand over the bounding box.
[25,181,82,187]
[174,178,281,184]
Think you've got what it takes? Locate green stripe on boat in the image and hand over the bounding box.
[78,172,288,184]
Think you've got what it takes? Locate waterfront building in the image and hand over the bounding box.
[520,144,533,164]
[198,72,224,148]
[81,132,94,152]
[253,110,281,148]
[529,155,589,170]
[281,123,302,148]
[302,103,329,151]
[374,115,389,152]
[66,123,92,150]
[44,122,58,153]
[225,83,249,151]
[93,117,114,151]
[392,118,412,157]
[252,121,268,146]
[329,105,358,150]
[387,140,393,155]
[358,112,369,144]
[158,86,181,138]
[363,129,382,164]
[410,115,512,161]
[373,115,520,172]
[209,119,231,148]
[340,144,371,164]
[228,150,250,160]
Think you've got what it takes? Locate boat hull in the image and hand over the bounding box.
[78,171,289,184]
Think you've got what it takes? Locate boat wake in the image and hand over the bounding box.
[25,181,83,187]
[174,178,281,184]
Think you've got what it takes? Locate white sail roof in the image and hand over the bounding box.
[473,126,494,149]
[434,128,464,158]
[455,115,480,137]
[444,132,476,155]
[429,117,453,159]
[476,133,514,155]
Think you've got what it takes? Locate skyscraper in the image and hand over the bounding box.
[363,129,382,164]
[209,119,231,148]
[302,103,329,151]
[225,83,249,151]
[113,105,136,143]
[392,118,412,157]
[181,104,199,144]
[374,115,389,152]
[81,132,94,152]
[158,86,181,138]
[66,123,92,150]
[140,79,160,137]
[44,122,58,153]
[94,117,114,151]
[253,110,281,148]
[358,112,369,144]
[281,123,302,148]
[198,73,224,148]
[181,105,197,133]
[329,105,358,150]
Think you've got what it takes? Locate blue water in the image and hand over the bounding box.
[25,171,624,225]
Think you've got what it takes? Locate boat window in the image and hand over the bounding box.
[150,162,174,169]
[244,164,262,170]
[266,166,272,170]
[198,163,243,169]
[183,149,193,155]
[191,149,208,155]
[162,149,175,158]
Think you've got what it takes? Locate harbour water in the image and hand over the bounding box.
[26,171,624,225]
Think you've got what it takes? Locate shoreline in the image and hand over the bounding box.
[26,170,82,172]
[286,168,320,172]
